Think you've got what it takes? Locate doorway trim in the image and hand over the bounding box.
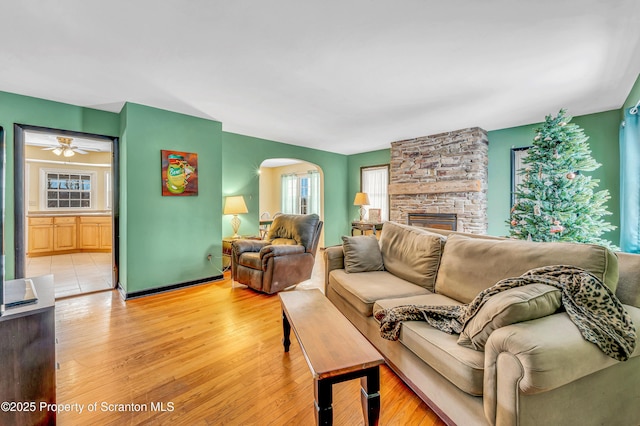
[13,124,120,288]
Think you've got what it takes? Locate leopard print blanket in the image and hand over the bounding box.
[373,265,637,361]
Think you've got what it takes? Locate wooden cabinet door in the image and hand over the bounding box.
[79,223,101,249]
[29,224,54,254]
[99,223,112,249]
[28,217,54,255]
[54,217,77,251]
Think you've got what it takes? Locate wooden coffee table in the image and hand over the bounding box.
[279,289,384,426]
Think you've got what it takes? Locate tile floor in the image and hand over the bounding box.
[26,252,113,299]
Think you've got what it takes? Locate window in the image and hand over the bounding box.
[510,147,530,208]
[281,170,320,215]
[41,169,96,210]
[361,164,389,221]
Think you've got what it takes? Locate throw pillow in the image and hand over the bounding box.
[378,221,446,291]
[457,284,562,351]
[341,235,384,273]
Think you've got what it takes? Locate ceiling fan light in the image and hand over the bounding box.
[63,148,75,157]
[52,147,63,156]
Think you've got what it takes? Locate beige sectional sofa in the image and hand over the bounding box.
[324,221,640,426]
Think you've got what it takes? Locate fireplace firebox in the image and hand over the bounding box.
[407,213,457,231]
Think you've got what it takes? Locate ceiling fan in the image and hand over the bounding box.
[42,136,92,157]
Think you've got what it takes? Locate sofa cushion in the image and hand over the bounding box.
[341,235,384,273]
[435,234,619,303]
[379,221,446,291]
[329,269,430,316]
[401,321,485,396]
[270,238,297,246]
[373,292,484,395]
[458,284,562,351]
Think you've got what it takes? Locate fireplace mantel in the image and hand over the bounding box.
[388,180,482,195]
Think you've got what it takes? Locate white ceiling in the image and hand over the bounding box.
[2,1,639,155]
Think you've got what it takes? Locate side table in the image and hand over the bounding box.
[222,238,234,271]
[351,221,383,237]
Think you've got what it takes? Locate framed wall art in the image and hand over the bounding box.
[161,150,198,196]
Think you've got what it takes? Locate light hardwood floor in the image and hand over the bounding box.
[55,256,446,425]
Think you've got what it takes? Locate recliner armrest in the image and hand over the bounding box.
[232,239,270,256]
[259,244,305,258]
[259,244,306,270]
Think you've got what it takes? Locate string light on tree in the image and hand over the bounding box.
[507,109,617,249]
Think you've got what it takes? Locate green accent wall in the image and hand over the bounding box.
[221,132,349,246]
[347,149,391,221]
[487,109,621,244]
[0,91,119,279]
[119,103,222,293]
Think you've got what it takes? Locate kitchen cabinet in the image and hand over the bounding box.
[53,216,77,251]
[79,216,112,250]
[27,215,112,256]
[28,217,54,254]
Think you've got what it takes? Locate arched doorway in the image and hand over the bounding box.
[259,158,324,247]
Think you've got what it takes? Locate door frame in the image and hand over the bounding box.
[13,124,120,288]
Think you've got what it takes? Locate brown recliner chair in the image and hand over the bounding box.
[231,214,323,294]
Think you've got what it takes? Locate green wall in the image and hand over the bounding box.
[119,103,222,294]
[0,91,120,278]
[487,109,621,244]
[622,74,640,112]
[347,149,391,221]
[221,132,349,246]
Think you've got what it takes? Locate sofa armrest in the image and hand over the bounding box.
[483,306,640,424]
[323,246,345,293]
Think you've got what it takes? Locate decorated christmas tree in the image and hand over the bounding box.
[508,109,617,249]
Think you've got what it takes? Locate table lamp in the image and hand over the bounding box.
[353,192,370,222]
[224,195,248,238]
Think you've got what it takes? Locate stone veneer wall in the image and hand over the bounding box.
[389,127,489,234]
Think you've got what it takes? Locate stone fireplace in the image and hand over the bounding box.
[389,127,488,234]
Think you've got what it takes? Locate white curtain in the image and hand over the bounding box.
[362,166,389,221]
[308,170,320,215]
[281,174,298,214]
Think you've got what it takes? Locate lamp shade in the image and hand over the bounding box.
[224,195,248,215]
[353,192,370,206]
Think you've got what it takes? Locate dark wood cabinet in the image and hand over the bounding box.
[0,275,56,426]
